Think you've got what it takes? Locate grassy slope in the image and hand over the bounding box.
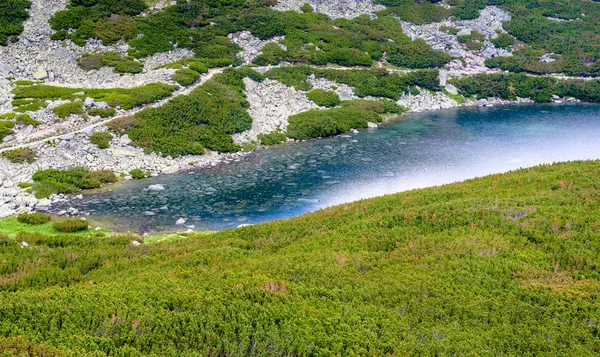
[1,161,600,356]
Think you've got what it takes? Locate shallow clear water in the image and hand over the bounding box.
[58,104,600,232]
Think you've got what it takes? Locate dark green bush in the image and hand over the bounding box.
[52,102,84,119]
[257,130,287,146]
[0,121,15,141]
[90,132,113,149]
[0,0,31,46]
[1,148,37,164]
[287,107,381,140]
[32,167,114,198]
[129,168,148,179]
[124,70,258,157]
[491,32,516,49]
[53,218,89,233]
[17,212,51,225]
[87,107,116,118]
[90,169,118,184]
[306,89,340,107]
[171,68,201,86]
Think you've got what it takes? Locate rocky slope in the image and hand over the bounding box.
[0,1,527,219]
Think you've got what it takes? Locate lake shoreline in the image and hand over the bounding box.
[40,102,600,233]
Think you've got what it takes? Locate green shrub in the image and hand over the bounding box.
[106,115,139,132]
[15,114,42,127]
[1,148,37,164]
[124,70,257,157]
[90,132,113,149]
[171,68,201,86]
[32,167,115,198]
[78,53,105,71]
[129,168,149,179]
[257,130,287,146]
[491,32,516,49]
[53,218,89,233]
[90,169,118,184]
[0,120,15,141]
[17,212,51,225]
[287,107,381,140]
[0,0,31,46]
[52,102,84,119]
[13,83,177,111]
[87,107,116,118]
[306,89,340,107]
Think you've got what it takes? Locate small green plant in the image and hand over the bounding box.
[53,218,89,233]
[90,170,118,184]
[306,89,341,107]
[258,130,287,145]
[87,107,116,118]
[52,102,84,119]
[171,68,201,86]
[15,113,42,127]
[129,169,149,180]
[90,132,113,149]
[0,120,15,141]
[17,212,51,225]
[1,148,37,164]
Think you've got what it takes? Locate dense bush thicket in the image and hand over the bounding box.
[171,68,201,86]
[265,66,440,99]
[17,212,51,225]
[451,73,600,103]
[52,1,450,69]
[305,89,340,107]
[32,167,117,198]
[121,68,263,157]
[52,101,84,119]
[1,161,600,355]
[12,83,177,111]
[90,132,113,149]
[78,51,144,74]
[0,0,31,45]
[1,148,37,164]
[87,107,116,118]
[257,129,287,146]
[53,218,89,233]
[49,0,147,46]
[287,99,405,140]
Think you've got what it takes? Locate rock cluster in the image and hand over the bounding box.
[233,78,318,144]
[400,6,512,78]
[228,32,285,65]
[273,0,385,19]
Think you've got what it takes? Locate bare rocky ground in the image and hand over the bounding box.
[0,1,540,219]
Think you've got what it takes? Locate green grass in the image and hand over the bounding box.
[12,83,178,111]
[2,161,600,355]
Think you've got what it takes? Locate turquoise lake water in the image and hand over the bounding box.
[55,104,600,232]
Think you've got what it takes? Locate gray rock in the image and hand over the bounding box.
[147,184,165,191]
[448,49,464,58]
[445,84,459,95]
[32,67,48,80]
[457,29,472,37]
[83,97,95,107]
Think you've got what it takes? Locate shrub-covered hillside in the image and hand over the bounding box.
[1,161,600,355]
[0,0,31,45]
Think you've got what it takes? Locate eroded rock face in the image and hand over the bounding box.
[273,0,385,19]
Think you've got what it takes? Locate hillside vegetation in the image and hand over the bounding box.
[1,161,600,355]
